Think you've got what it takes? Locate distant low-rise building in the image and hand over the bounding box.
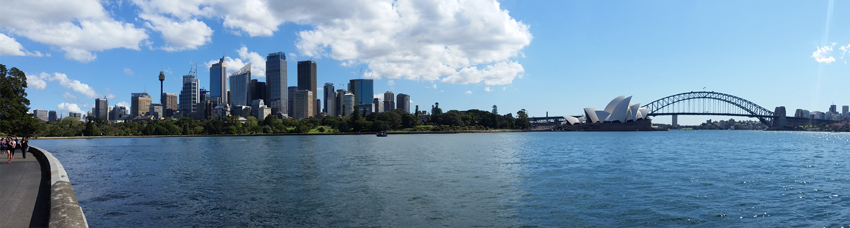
[33,109,49,122]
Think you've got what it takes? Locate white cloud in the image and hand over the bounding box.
[465,90,472,95]
[116,101,130,108]
[123,67,135,76]
[840,44,850,60]
[62,92,78,101]
[813,44,836,64]
[26,72,48,90]
[204,46,266,77]
[46,72,101,99]
[57,102,84,115]
[484,87,492,92]
[0,0,148,62]
[140,13,213,51]
[387,80,395,87]
[134,0,530,85]
[0,33,47,57]
[441,61,524,85]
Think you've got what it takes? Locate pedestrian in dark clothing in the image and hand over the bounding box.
[21,137,29,159]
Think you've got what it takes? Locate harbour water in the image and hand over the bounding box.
[33,131,850,227]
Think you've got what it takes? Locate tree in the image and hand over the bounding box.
[516,109,530,129]
[0,64,39,136]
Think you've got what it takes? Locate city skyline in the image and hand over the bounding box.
[3,1,850,125]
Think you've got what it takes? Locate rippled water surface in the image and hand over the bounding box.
[32,131,850,227]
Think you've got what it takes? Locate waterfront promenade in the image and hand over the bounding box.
[0,149,49,227]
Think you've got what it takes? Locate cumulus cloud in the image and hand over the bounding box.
[465,90,472,95]
[813,44,836,64]
[116,101,130,108]
[140,13,213,51]
[135,0,530,85]
[45,72,101,99]
[484,87,492,92]
[387,80,395,87]
[0,0,148,62]
[204,46,266,77]
[26,72,48,90]
[57,102,84,115]
[0,33,47,57]
[123,67,135,76]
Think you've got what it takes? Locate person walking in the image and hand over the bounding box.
[2,137,8,163]
[9,137,16,159]
[20,137,28,159]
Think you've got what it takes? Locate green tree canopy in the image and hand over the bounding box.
[0,64,40,136]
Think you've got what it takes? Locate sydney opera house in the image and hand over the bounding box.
[560,95,662,131]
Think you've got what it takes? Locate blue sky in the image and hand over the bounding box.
[1,0,848,125]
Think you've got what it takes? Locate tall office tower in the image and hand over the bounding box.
[829,104,837,114]
[95,97,109,121]
[229,64,252,107]
[266,52,287,115]
[383,91,395,112]
[210,56,227,104]
[251,79,267,103]
[163,93,178,117]
[149,104,163,119]
[297,60,317,115]
[131,92,152,117]
[342,92,355,116]
[324,83,335,116]
[33,110,49,121]
[373,98,382,113]
[110,105,127,121]
[287,86,297,118]
[396,93,410,113]
[334,89,346,116]
[294,90,314,119]
[180,74,200,117]
[843,105,849,117]
[48,110,57,122]
[348,79,374,112]
[69,112,82,118]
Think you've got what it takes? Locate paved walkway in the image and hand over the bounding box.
[0,148,49,228]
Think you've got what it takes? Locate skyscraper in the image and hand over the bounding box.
[294,90,314,119]
[266,52,287,115]
[95,97,109,121]
[229,64,252,107]
[33,110,49,121]
[335,89,346,116]
[829,104,837,114]
[131,92,152,118]
[324,83,335,116]
[397,93,410,113]
[48,110,57,122]
[373,98,382,113]
[210,56,227,104]
[287,86,297,118]
[163,93,178,117]
[251,79,267,103]
[349,79,374,112]
[383,91,395,112]
[342,92,355,116]
[158,71,165,105]
[180,74,200,117]
[297,60,317,116]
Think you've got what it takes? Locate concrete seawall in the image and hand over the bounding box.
[30,146,89,228]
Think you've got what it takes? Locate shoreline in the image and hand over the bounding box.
[32,129,532,139]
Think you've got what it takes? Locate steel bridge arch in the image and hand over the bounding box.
[642,91,774,126]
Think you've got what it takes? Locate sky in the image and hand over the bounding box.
[1,0,849,125]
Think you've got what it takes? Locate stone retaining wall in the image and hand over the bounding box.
[30,146,89,228]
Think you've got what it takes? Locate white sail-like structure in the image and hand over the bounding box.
[581,96,651,124]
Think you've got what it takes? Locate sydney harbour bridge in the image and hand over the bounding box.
[530,91,839,129]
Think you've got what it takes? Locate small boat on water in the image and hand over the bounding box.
[376,132,388,137]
